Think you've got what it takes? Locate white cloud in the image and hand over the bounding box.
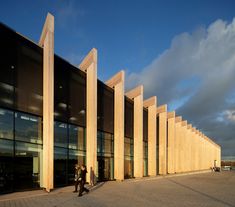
[224,110,235,122]
[126,18,235,156]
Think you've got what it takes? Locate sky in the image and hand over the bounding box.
[0,0,235,158]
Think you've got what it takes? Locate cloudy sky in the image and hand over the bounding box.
[0,0,234,158]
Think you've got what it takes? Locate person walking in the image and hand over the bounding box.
[78,164,89,197]
[73,164,81,193]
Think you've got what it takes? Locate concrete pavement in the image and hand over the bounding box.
[0,171,234,207]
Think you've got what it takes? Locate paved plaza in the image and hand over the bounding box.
[0,171,234,207]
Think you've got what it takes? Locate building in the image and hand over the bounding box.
[0,13,221,194]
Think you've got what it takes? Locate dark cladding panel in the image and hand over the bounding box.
[97,81,114,133]
[15,38,43,116]
[0,24,16,110]
[143,108,148,141]
[125,97,134,138]
[54,56,69,122]
[68,68,86,127]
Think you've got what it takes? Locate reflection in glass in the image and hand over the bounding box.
[54,121,67,148]
[14,142,42,190]
[0,139,13,193]
[143,141,148,176]
[16,38,43,116]
[69,69,86,127]
[0,24,16,110]
[97,131,114,181]
[124,137,134,179]
[97,81,114,133]
[54,121,86,187]
[0,108,13,140]
[68,149,86,184]
[156,116,159,174]
[125,98,134,138]
[69,125,85,151]
[15,112,42,144]
[54,147,67,187]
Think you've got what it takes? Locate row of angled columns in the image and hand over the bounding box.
[40,13,220,192]
[168,114,221,174]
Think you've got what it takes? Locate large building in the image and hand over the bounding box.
[0,13,221,194]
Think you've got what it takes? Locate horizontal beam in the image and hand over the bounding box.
[143,96,157,108]
[167,111,175,119]
[105,70,125,88]
[79,48,97,72]
[126,85,143,99]
[156,104,167,114]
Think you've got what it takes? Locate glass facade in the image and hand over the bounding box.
[54,121,86,187]
[97,131,114,181]
[97,82,114,181]
[156,116,160,175]
[124,98,134,178]
[143,108,148,176]
[54,55,87,187]
[0,108,43,193]
[0,23,43,194]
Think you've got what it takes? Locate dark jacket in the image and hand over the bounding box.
[80,169,87,182]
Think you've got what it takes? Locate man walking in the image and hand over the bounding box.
[78,164,89,197]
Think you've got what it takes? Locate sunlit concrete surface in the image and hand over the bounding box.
[0,171,234,207]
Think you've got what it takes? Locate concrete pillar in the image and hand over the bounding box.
[186,124,192,172]
[167,111,175,174]
[189,124,193,171]
[192,127,198,171]
[195,130,200,170]
[126,86,144,178]
[79,48,97,184]
[174,116,182,173]
[106,71,125,181]
[39,13,54,192]
[181,121,187,172]
[156,105,167,175]
[143,96,157,176]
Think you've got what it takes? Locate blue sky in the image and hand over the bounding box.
[1,0,234,80]
[0,0,235,157]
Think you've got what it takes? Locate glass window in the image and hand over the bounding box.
[69,125,85,151]
[14,142,43,190]
[15,112,42,144]
[124,157,134,179]
[97,81,114,133]
[143,109,148,141]
[156,116,159,174]
[103,133,113,156]
[68,69,86,127]
[97,131,114,157]
[68,149,86,184]
[16,37,43,116]
[54,56,69,122]
[0,139,14,193]
[124,137,134,179]
[0,108,13,140]
[54,147,67,187]
[124,137,133,157]
[125,98,134,138]
[54,121,67,148]
[0,24,16,110]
